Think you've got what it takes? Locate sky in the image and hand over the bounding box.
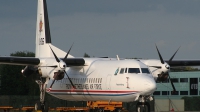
[0,0,200,60]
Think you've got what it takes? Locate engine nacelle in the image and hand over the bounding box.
[37,58,66,80]
[21,65,37,77]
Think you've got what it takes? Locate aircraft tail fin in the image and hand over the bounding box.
[35,0,73,58]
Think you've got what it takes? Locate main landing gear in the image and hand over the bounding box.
[136,96,151,112]
[35,78,49,112]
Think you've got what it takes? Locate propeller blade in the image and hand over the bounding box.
[63,43,74,62]
[149,66,162,69]
[168,46,181,64]
[64,70,76,89]
[39,65,58,68]
[49,45,60,63]
[155,44,164,64]
[168,74,176,94]
[49,79,56,90]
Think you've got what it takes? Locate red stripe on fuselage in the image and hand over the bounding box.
[47,89,139,93]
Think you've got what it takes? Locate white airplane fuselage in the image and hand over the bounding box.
[45,58,156,102]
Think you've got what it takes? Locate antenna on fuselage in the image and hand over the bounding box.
[116,55,120,60]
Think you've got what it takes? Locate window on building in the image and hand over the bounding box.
[162,79,169,83]
[180,91,188,95]
[153,91,160,95]
[128,68,140,73]
[120,68,124,74]
[170,78,179,83]
[162,91,169,95]
[171,91,179,95]
[141,68,150,74]
[180,78,188,82]
[190,78,198,95]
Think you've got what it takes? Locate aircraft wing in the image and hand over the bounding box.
[0,57,85,66]
[0,57,40,65]
[165,60,200,67]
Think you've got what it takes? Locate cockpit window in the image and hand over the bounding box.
[120,68,124,74]
[141,68,150,74]
[128,68,140,73]
[114,68,119,75]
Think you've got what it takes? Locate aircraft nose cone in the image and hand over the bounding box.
[148,80,156,92]
[143,79,156,94]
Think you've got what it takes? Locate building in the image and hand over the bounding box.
[154,71,200,99]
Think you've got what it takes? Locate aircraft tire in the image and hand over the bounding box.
[144,102,150,112]
[114,108,122,112]
[35,101,42,111]
[41,102,49,112]
[136,102,150,112]
[35,101,49,112]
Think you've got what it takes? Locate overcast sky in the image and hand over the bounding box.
[0,0,200,60]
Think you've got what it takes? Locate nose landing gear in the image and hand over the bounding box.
[35,78,49,112]
[136,96,151,112]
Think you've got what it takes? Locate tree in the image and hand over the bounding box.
[83,53,90,58]
[0,51,39,95]
[182,96,200,111]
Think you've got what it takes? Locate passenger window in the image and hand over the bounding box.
[141,68,150,74]
[128,68,140,73]
[120,68,124,74]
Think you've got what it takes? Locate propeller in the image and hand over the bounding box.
[155,44,180,93]
[155,44,164,64]
[168,46,181,64]
[168,73,176,93]
[49,46,60,63]
[148,66,162,69]
[48,44,76,91]
[63,43,74,62]
[38,65,58,67]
